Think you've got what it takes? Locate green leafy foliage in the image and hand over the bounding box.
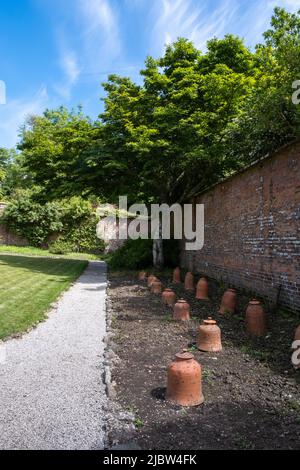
[0,148,32,200]
[1,193,104,252]
[55,197,105,253]
[51,216,105,254]
[49,239,73,255]
[92,35,257,205]
[224,7,300,161]
[1,191,63,246]
[107,238,179,270]
[18,107,96,199]
[5,8,300,208]
[108,238,153,270]
[2,7,299,268]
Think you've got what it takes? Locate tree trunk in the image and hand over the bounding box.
[153,238,164,269]
[153,217,164,268]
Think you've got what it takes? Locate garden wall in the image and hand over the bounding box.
[96,216,130,253]
[0,223,28,246]
[0,204,28,246]
[180,141,300,313]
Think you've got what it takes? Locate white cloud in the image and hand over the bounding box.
[150,0,239,53]
[0,85,49,148]
[54,49,81,100]
[190,0,239,47]
[237,0,300,47]
[50,0,122,99]
[77,0,121,63]
[268,0,300,9]
[79,0,116,32]
[62,50,80,84]
[149,0,300,55]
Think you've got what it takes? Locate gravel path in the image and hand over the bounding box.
[0,261,107,450]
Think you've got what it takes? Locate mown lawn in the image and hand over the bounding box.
[0,254,88,339]
[0,244,101,260]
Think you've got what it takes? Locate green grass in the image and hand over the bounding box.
[0,254,88,339]
[0,244,101,260]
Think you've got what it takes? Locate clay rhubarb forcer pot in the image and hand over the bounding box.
[184,272,194,291]
[245,300,267,337]
[219,288,237,315]
[147,275,157,288]
[173,299,190,321]
[173,267,181,284]
[151,280,163,294]
[162,288,176,307]
[197,318,222,352]
[196,277,209,300]
[138,271,147,281]
[294,325,300,341]
[167,351,204,407]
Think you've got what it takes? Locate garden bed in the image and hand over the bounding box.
[107,271,300,450]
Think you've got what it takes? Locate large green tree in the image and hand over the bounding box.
[19,106,96,200]
[224,7,300,161]
[0,148,31,199]
[91,36,255,206]
[87,36,255,265]
[18,7,300,267]
[0,148,10,196]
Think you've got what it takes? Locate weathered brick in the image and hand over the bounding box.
[181,141,300,313]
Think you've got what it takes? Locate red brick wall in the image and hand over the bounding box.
[180,141,300,313]
[0,223,28,246]
[0,204,28,246]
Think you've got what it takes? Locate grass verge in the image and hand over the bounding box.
[0,244,100,260]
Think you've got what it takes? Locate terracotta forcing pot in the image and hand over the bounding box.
[184,272,194,291]
[162,288,176,307]
[294,325,300,341]
[245,300,267,337]
[138,271,147,281]
[147,275,157,288]
[167,351,204,407]
[151,280,163,294]
[197,318,222,352]
[173,267,181,284]
[196,277,209,300]
[173,299,190,321]
[219,289,237,315]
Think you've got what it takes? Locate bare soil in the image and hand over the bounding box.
[107,271,300,450]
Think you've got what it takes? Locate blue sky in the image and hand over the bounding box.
[0,0,300,148]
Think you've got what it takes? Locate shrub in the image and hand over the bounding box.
[1,192,63,246]
[60,196,94,227]
[108,238,153,270]
[107,238,180,269]
[56,216,105,253]
[1,193,105,252]
[49,239,73,255]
